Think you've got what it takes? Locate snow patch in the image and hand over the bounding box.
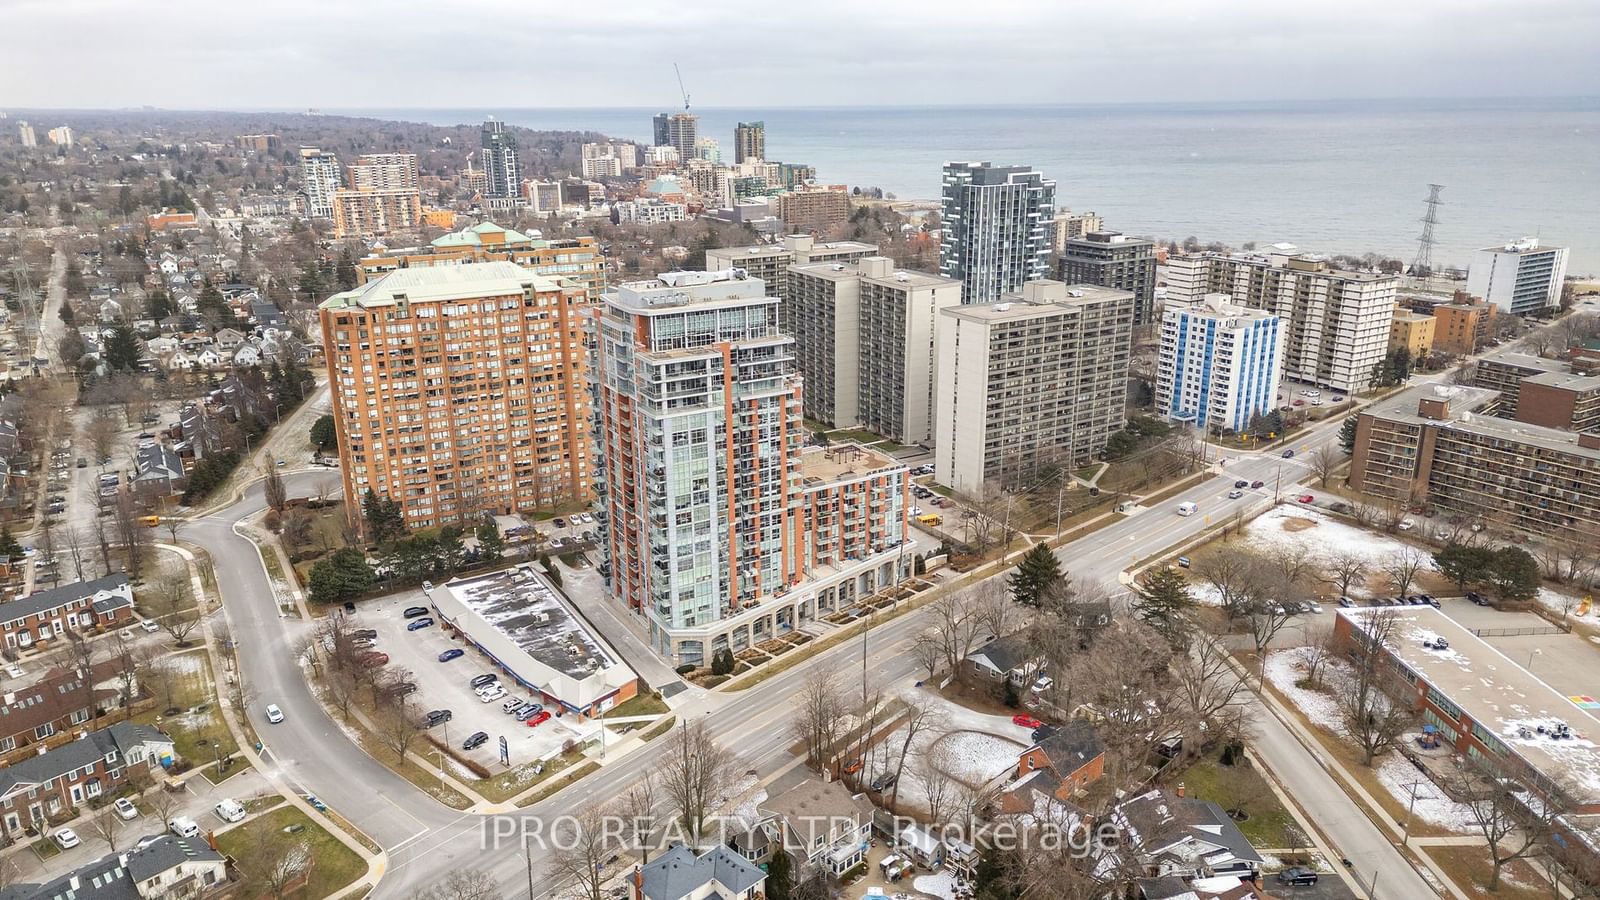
[912,870,959,900]
[1263,647,1350,738]
[930,731,1022,787]
[1373,754,1478,833]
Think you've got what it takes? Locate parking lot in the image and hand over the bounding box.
[349,590,594,769]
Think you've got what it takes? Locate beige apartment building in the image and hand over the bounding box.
[1166,246,1398,393]
[1388,310,1436,357]
[786,257,961,446]
[1349,384,1600,540]
[705,235,878,309]
[319,262,591,533]
[935,281,1134,494]
[347,153,420,191]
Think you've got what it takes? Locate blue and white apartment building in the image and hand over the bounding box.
[1156,293,1284,435]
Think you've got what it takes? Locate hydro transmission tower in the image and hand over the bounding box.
[1411,184,1445,279]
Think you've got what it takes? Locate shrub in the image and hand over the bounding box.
[674,663,697,675]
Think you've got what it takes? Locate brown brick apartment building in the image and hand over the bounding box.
[319,262,591,533]
[1403,293,1499,355]
[1349,384,1600,539]
[0,576,135,652]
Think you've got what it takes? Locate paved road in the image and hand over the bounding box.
[177,401,1439,899]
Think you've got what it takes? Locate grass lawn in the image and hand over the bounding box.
[136,651,240,769]
[823,427,889,445]
[516,761,601,808]
[244,796,286,815]
[469,752,587,803]
[1176,754,1302,848]
[638,715,677,741]
[201,760,252,786]
[1423,846,1551,899]
[215,807,366,898]
[602,693,670,719]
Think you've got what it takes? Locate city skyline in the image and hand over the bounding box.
[4,0,1597,108]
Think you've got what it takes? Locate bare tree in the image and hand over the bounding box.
[617,773,659,865]
[1170,637,1247,759]
[1195,548,1256,620]
[909,630,944,681]
[915,749,956,824]
[1439,755,1565,892]
[84,407,121,462]
[1243,598,1295,662]
[410,870,498,900]
[281,508,314,554]
[791,668,848,769]
[1336,609,1414,765]
[61,526,89,582]
[147,657,182,713]
[374,701,423,760]
[315,477,336,505]
[970,578,1015,642]
[544,803,619,900]
[86,802,125,851]
[927,589,984,680]
[1309,445,1341,487]
[91,511,115,577]
[1322,550,1370,602]
[64,632,100,723]
[113,493,152,578]
[147,781,183,829]
[1298,625,1337,689]
[887,699,945,811]
[1384,547,1430,598]
[149,562,201,646]
[262,464,288,513]
[243,820,313,899]
[659,719,736,841]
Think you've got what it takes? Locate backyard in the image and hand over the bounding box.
[215,806,366,898]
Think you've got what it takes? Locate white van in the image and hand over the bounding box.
[169,816,200,838]
[213,799,246,823]
[1176,502,1198,517]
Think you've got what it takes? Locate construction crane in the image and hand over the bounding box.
[674,63,690,111]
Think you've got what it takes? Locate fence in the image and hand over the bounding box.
[1470,625,1564,637]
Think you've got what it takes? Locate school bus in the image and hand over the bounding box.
[916,513,943,527]
[140,515,162,527]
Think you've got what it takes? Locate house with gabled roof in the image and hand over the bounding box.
[0,659,133,764]
[1013,719,1105,801]
[0,721,173,838]
[631,843,765,900]
[0,832,226,898]
[1107,787,1264,882]
[0,575,135,650]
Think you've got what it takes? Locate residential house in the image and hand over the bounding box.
[0,575,136,651]
[762,778,874,877]
[0,722,173,838]
[0,660,134,764]
[1,833,225,897]
[631,843,766,900]
[211,329,245,352]
[965,630,1045,688]
[231,344,260,367]
[193,348,221,368]
[144,337,179,357]
[1106,788,1264,882]
[177,404,224,458]
[98,299,124,323]
[1011,720,1106,803]
[250,302,287,329]
[1137,874,1271,900]
[132,444,187,500]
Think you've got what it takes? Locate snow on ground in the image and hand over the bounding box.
[929,731,1022,788]
[912,870,958,900]
[875,686,1038,814]
[1374,753,1479,832]
[1263,646,1350,737]
[1536,586,1589,620]
[166,652,207,676]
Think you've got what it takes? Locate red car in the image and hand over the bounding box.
[1012,715,1042,729]
[1297,495,1314,504]
[359,651,390,667]
[525,710,552,727]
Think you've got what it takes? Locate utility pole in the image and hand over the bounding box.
[1401,778,1426,846]
[861,608,873,704]
[1410,184,1445,288]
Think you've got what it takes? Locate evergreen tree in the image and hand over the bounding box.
[765,848,794,900]
[308,548,376,605]
[476,519,504,561]
[336,247,358,291]
[1338,417,1358,454]
[1008,542,1062,607]
[438,525,466,574]
[1133,566,1196,646]
[298,262,326,301]
[1433,543,1494,591]
[0,525,21,557]
[104,323,142,371]
[145,288,174,319]
[1487,546,1541,605]
[362,488,406,544]
[310,414,338,451]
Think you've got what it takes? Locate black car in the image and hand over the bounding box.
[1030,725,1059,743]
[470,674,498,689]
[352,629,378,640]
[869,772,898,792]
[463,732,490,751]
[387,682,418,698]
[403,606,430,618]
[423,709,452,727]
[1233,480,1249,489]
[1275,867,1318,886]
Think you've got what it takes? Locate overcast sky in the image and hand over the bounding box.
[6,0,1599,108]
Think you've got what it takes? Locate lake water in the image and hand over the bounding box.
[344,99,1600,273]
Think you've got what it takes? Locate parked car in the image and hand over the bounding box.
[1233,480,1249,489]
[406,618,435,631]
[470,674,499,689]
[869,772,898,792]
[1011,714,1042,729]
[1424,595,1441,608]
[265,703,285,724]
[1276,867,1318,886]
[423,709,453,727]
[438,648,465,662]
[1251,480,1264,488]
[463,732,490,751]
[114,797,139,820]
[516,703,543,718]
[360,651,390,667]
[1397,518,1415,531]
[503,698,525,713]
[1338,597,1356,608]
[526,710,552,727]
[403,606,430,618]
[553,518,567,528]
[52,827,81,849]
[352,629,378,640]
[169,817,200,838]
[1467,591,1490,606]
[75,458,87,468]
[1297,494,1314,504]
[1176,556,1191,568]
[479,686,506,702]
[141,619,161,633]
[422,580,434,593]
[214,799,246,823]
[1030,725,1059,743]
[387,682,419,699]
